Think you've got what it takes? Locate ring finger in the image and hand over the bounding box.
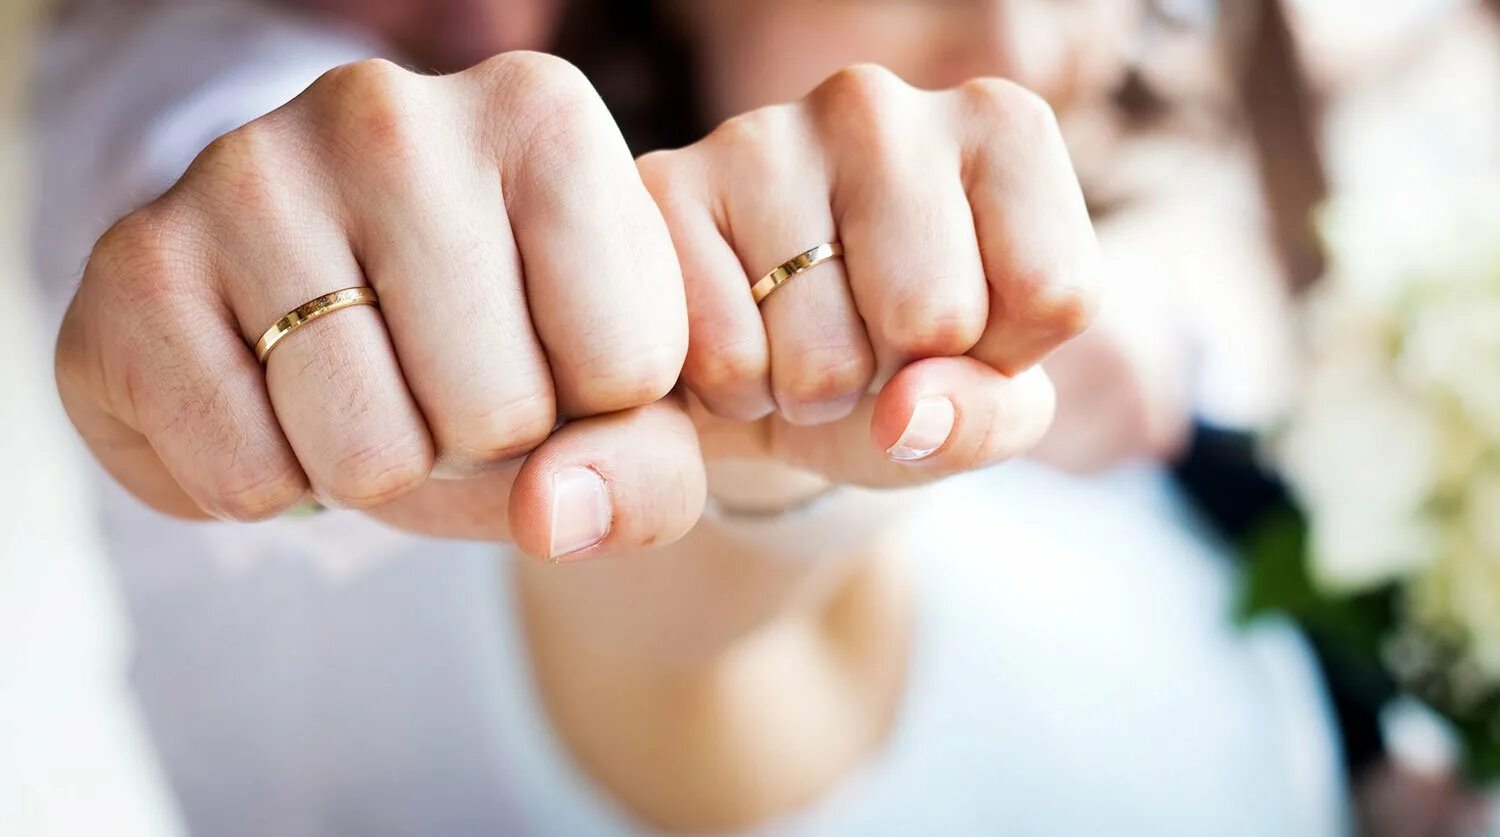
[210,174,434,508]
[710,109,875,427]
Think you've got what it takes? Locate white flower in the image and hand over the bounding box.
[1466,466,1500,559]
[1399,291,1500,438]
[1410,532,1500,684]
[1284,179,1500,697]
[1278,347,1441,591]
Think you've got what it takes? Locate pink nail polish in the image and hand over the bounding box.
[548,467,611,560]
[887,396,955,462]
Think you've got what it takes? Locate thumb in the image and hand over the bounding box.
[507,397,706,561]
[764,356,1055,487]
[369,397,706,561]
[869,356,1056,472]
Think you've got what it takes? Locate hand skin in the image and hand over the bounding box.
[57,58,1100,829]
[516,488,920,832]
[638,64,1096,482]
[516,65,1102,830]
[55,53,706,561]
[57,58,1093,561]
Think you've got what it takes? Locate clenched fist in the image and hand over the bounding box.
[641,65,1098,489]
[56,54,706,558]
[57,58,1100,560]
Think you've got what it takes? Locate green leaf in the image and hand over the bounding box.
[1453,714,1500,782]
[1238,508,1317,622]
[1237,507,1395,665]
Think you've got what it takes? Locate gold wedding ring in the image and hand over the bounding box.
[750,242,844,305]
[254,287,380,365]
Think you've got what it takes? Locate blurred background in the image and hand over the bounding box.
[3,1,1499,835]
[1,0,184,834]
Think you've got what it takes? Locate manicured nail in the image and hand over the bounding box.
[887,396,955,462]
[548,467,611,560]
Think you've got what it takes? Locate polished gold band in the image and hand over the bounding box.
[254,287,380,365]
[750,242,844,305]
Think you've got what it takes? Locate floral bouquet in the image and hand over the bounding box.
[1241,181,1500,778]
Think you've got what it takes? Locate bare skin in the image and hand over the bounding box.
[56,1,1157,831]
[517,507,916,829]
[515,2,1142,827]
[57,58,1089,828]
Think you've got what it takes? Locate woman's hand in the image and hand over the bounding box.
[638,65,1100,491]
[57,58,1100,555]
[55,54,707,559]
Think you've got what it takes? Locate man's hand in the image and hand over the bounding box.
[56,54,706,560]
[58,59,1101,555]
[638,65,1100,490]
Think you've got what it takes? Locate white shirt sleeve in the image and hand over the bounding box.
[8,7,385,834]
[28,0,383,319]
[0,235,186,837]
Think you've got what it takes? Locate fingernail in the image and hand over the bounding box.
[887,396,955,462]
[780,392,863,426]
[548,467,611,560]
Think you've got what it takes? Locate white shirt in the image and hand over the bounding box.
[493,466,1348,836]
[4,5,182,827]
[29,2,1348,834]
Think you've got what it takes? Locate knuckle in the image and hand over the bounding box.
[313,57,417,106]
[882,294,986,357]
[195,120,278,180]
[87,204,201,312]
[87,213,159,300]
[209,464,306,521]
[956,433,994,472]
[439,389,557,468]
[710,106,779,147]
[634,148,671,189]
[929,425,983,476]
[958,76,1035,111]
[188,122,300,220]
[313,58,428,165]
[522,104,610,176]
[686,334,766,392]
[1007,270,1100,340]
[577,341,685,411]
[53,293,119,416]
[809,65,910,164]
[319,434,432,509]
[635,148,695,207]
[484,52,604,147]
[816,64,906,116]
[53,302,90,391]
[484,50,593,100]
[90,207,164,274]
[706,105,798,172]
[782,348,872,404]
[961,77,1059,138]
[78,203,215,416]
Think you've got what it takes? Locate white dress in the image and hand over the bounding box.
[29,2,1349,834]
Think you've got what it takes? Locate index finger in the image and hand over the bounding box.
[483,53,688,419]
[958,79,1101,376]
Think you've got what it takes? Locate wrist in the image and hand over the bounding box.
[703,459,834,517]
[693,458,928,565]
